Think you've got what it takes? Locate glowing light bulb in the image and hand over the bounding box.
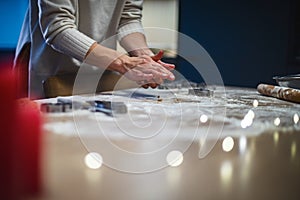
[253,99,259,108]
[84,152,103,169]
[274,117,280,126]
[166,151,183,167]
[222,136,234,152]
[200,114,208,123]
[293,114,299,125]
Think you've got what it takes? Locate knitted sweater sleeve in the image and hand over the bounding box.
[37,0,95,61]
[117,0,145,41]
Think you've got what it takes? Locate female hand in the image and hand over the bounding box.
[111,53,175,85]
[138,50,176,88]
[85,43,175,86]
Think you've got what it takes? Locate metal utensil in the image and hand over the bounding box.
[273,74,300,89]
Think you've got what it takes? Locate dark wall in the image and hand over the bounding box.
[293,0,300,65]
[178,0,299,87]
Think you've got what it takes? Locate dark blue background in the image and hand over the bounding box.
[0,0,28,66]
[178,0,299,87]
[0,0,28,48]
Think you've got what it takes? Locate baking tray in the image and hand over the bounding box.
[273,74,300,89]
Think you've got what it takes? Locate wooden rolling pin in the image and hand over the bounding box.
[257,84,300,103]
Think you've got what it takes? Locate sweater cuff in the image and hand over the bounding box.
[52,28,96,61]
[117,22,145,42]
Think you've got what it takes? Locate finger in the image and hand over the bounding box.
[152,77,164,85]
[151,50,164,62]
[125,69,153,81]
[148,65,175,81]
[151,62,174,74]
[143,81,158,88]
[157,60,175,70]
[167,72,175,80]
[150,67,175,81]
[143,77,163,88]
[136,79,159,88]
[143,62,171,74]
[149,83,158,88]
[138,66,170,80]
[148,77,164,87]
[142,84,149,89]
[136,81,150,89]
[131,62,175,81]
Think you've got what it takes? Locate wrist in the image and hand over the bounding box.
[129,48,154,57]
[84,43,124,70]
[85,42,98,59]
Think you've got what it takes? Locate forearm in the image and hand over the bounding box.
[119,32,154,57]
[84,42,126,73]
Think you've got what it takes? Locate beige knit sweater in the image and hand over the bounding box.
[14,0,144,98]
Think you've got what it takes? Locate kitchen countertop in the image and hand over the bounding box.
[31,86,300,200]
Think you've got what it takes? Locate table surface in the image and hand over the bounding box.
[31,86,300,200]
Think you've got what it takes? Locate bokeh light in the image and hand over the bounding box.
[253,100,259,108]
[274,117,280,127]
[166,151,184,167]
[84,152,103,169]
[222,137,234,152]
[293,114,299,125]
[200,114,208,123]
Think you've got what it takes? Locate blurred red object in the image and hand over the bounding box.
[0,66,17,199]
[0,66,42,199]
